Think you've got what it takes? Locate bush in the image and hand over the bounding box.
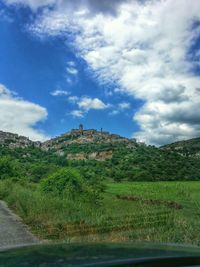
[0,156,22,180]
[28,163,58,183]
[40,167,88,200]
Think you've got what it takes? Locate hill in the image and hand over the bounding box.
[0,130,40,149]
[161,137,200,157]
[1,126,200,244]
[0,126,200,181]
[41,126,137,160]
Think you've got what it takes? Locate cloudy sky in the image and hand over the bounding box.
[0,0,200,145]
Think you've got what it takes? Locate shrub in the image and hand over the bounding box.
[0,156,22,180]
[40,167,88,200]
[28,163,58,183]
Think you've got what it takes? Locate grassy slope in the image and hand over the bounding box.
[1,180,200,245]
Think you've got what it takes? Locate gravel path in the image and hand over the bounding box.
[0,201,39,250]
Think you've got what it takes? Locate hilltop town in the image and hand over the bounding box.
[42,124,137,151]
[0,125,137,150]
[0,130,40,149]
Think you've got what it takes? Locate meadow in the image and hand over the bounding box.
[1,180,200,245]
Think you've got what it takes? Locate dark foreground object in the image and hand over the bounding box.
[0,242,200,267]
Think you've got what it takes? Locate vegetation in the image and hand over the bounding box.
[1,140,200,182]
[161,137,200,156]
[1,135,200,245]
[63,143,200,181]
[0,156,24,181]
[1,180,200,245]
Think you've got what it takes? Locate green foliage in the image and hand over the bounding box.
[107,145,200,181]
[64,143,200,182]
[0,156,23,180]
[27,163,58,183]
[161,137,200,156]
[1,137,200,185]
[40,167,88,199]
[2,180,200,245]
[0,145,68,166]
[2,134,200,244]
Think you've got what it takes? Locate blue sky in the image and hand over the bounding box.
[0,0,200,145]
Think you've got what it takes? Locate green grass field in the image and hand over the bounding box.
[105,181,200,244]
[107,181,200,201]
[1,181,200,245]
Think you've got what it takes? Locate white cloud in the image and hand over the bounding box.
[0,84,48,141]
[68,95,108,111]
[66,61,78,75]
[67,96,108,118]
[4,0,56,10]
[118,102,130,109]
[68,96,79,103]
[51,89,70,96]
[70,110,84,118]
[108,102,131,116]
[4,0,126,14]
[78,97,108,111]
[67,61,76,67]
[66,66,78,75]
[109,110,119,116]
[6,0,200,145]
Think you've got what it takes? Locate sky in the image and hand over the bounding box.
[0,0,199,145]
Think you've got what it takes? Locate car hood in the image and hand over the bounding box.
[0,242,200,266]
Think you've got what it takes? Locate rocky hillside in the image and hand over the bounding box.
[40,127,137,160]
[42,128,136,150]
[1,127,200,181]
[66,150,113,161]
[161,137,200,157]
[2,127,200,160]
[0,131,41,149]
[0,127,137,161]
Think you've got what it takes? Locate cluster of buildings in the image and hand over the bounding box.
[0,131,40,149]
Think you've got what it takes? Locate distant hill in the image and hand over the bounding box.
[1,126,200,181]
[41,127,137,160]
[161,137,200,157]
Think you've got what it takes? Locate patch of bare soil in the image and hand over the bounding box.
[116,195,183,210]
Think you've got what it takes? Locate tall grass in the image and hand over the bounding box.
[2,180,200,245]
[0,180,104,240]
[106,181,200,245]
[0,180,176,243]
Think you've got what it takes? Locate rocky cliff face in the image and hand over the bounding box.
[67,150,113,161]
